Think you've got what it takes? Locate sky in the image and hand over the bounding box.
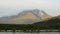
[0,0,60,17]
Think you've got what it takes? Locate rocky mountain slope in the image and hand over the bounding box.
[0,9,52,24]
[34,15,60,25]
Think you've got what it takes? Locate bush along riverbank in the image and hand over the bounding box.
[0,24,60,32]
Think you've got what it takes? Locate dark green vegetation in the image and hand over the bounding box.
[34,15,60,25]
[0,15,60,32]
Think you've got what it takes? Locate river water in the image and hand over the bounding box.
[0,32,60,34]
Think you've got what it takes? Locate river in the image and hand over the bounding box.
[0,32,60,34]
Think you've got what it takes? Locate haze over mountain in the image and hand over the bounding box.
[0,9,52,24]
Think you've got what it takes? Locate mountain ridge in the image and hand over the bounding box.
[0,9,52,24]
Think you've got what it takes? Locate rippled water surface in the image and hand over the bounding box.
[0,32,60,34]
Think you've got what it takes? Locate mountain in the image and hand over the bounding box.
[0,9,52,24]
[33,15,60,25]
[40,10,52,20]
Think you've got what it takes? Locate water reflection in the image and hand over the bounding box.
[0,32,60,34]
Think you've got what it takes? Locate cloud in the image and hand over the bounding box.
[0,0,60,9]
[0,0,56,8]
[0,0,60,16]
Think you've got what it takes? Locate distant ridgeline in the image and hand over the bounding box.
[0,9,52,24]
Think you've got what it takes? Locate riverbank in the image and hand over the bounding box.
[0,32,60,34]
[0,30,60,32]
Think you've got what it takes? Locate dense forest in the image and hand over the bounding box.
[0,15,60,32]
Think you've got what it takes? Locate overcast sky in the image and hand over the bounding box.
[0,0,60,17]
